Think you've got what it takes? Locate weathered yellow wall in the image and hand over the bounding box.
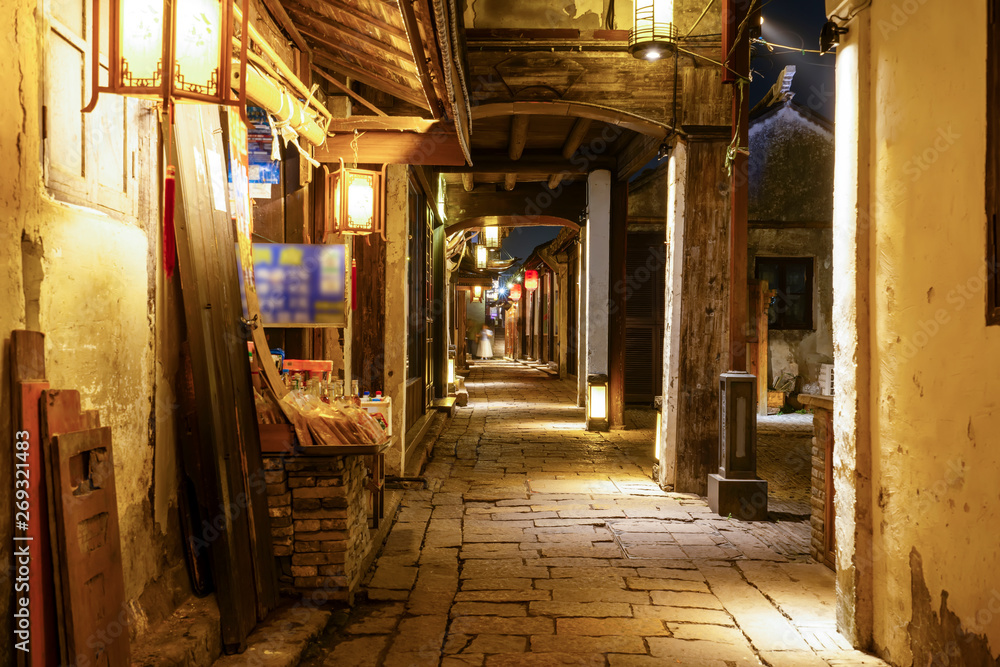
[833,0,1000,663]
[0,0,184,651]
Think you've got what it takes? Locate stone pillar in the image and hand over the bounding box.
[383,165,408,476]
[585,170,611,383]
[577,227,588,407]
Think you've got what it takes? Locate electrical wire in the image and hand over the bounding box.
[757,39,828,55]
[830,0,872,23]
[685,0,717,37]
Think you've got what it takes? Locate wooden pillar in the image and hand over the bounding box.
[432,225,447,398]
[727,0,751,372]
[353,233,386,394]
[609,179,628,429]
[457,290,468,369]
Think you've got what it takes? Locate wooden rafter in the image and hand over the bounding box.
[259,0,311,54]
[414,0,451,115]
[284,3,414,63]
[290,0,409,41]
[508,115,529,160]
[397,0,441,118]
[548,117,593,188]
[301,27,419,83]
[504,173,517,191]
[314,53,429,110]
[312,66,387,116]
[462,173,474,192]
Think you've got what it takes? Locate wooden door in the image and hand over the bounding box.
[624,233,667,403]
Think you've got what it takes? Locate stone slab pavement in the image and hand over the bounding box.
[301,361,886,667]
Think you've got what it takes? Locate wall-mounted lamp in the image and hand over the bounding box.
[586,374,610,431]
[327,160,386,238]
[819,20,848,55]
[630,0,678,61]
[83,0,249,112]
[472,285,483,302]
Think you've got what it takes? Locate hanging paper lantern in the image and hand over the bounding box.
[509,283,522,302]
[524,270,539,291]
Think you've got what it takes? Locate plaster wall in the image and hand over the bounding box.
[748,228,834,391]
[586,170,611,378]
[384,165,408,475]
[832,1,1000,663]
[0,0,185,651]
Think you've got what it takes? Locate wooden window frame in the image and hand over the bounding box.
[988,0,1000,325]
[754,256,815,331]
[41,0,140,218]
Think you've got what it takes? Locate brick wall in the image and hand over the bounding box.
[263,454,373,601]
[809,407,831,563]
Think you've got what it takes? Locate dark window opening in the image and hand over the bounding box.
[755,257,814,330]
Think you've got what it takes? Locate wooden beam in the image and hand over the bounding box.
[439,152,615,175]
[617,134,662,181]
[504,173,517,191]
[315,129,466,165]
[474,101,669,139]
[561,117,593,158]
[289,0,408,41]
[259,0,312,54]
[462,173,474,192]
[314,54,429,110]
[509,115,530,160]
[446,182,587,223]
[287,3,414,64]
[749,219,833,229]
[326,117,441,133]
[298,25,419,82]
[397,0,441,118]
[415,0,451,115]
[547,174,564,189]
[445,215,581,235]
[312,66,387,116]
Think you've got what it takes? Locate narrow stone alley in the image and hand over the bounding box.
[301,362,886,667]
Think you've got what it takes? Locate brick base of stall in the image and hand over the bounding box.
[263,454,374,601]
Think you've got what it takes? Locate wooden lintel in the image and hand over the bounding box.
[749,220,833,229]
[326,117,440,133]
[509,115,530,160]
[312,66,388,117]
[445,215,581,236]
[315,130,465,165]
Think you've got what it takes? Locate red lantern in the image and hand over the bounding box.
[509,283,522,302]
[524,270,539,291]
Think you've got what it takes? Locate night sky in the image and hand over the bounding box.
[497,0,832,272]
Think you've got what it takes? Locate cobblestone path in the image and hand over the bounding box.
[302,361,886,667]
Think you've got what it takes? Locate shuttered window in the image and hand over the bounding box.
[988,0,1000,325]
[42,0,139,216]
[755,257,814,330]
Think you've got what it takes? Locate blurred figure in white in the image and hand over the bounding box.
[476,324,494,360]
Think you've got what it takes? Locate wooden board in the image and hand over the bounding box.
[172,105,277,650]
[10,331,57,666]
[49,428,129,665]
[40,389,101,663]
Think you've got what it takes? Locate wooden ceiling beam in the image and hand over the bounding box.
[312,66,387,117]
[446,182,587,222]
[462,173,475,192]
[314,54,429,110]
[440,153,615,174]
[326,117,441,133]
[445,215,582,236]
[504,173,517,191]
[474,101,669,139]
[315,128,465,165]
[508,115,530,160]
[286,4,416,65]
[289,0,408,41]
[549,117,594,189]
[397,0,441,118]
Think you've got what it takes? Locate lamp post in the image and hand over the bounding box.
[586,374,610,431]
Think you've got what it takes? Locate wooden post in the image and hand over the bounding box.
[432,225,447,398]
[353,233,386,394]
[609,179,628,429]
[727,0,751,372]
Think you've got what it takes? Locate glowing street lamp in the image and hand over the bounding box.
[629,0,678,61]
[476,244,489,269]
[472,285,483,302]
[587,374,610,431]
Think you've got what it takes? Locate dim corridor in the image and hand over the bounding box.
[301,362,887,667]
